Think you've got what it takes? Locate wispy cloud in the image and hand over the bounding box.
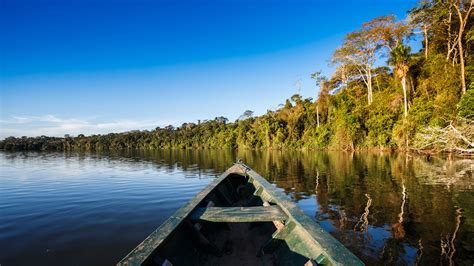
[0,115,174,138]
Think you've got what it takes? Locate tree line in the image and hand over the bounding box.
[1,0,473,153]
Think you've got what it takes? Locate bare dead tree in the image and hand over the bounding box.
[413,117,474,155]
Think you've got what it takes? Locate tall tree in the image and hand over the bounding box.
[311,71,330,126]
[452,0,473,94]
[333,29,377,105]
[409,0,435,59]
[333,16,410,105]
[389,44,412,117]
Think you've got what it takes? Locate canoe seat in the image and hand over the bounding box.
[189,206,287,222]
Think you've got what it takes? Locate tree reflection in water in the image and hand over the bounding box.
[354,193,372,233]
[441,208,463,266]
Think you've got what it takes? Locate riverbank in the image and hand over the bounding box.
[1,142,472,159]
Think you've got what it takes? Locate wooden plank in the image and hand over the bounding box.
[260,220,296,255]
[189,206,287,222]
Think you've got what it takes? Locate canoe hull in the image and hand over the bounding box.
[118,163,364,266]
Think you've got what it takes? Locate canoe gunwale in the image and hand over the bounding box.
[117,163,364,266]
[242,164,364,266]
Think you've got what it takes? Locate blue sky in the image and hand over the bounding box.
[0,0,418,137]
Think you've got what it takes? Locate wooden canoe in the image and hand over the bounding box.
[118,163,364,266]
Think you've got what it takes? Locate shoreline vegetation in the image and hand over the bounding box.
[1,1,473,155]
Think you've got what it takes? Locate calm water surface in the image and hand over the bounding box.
[0,150,473,265]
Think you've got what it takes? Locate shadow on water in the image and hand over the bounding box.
[0,149,473,265]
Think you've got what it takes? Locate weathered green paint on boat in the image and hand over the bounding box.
[118,163,364,266]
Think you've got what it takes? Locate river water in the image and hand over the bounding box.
[0,150,473,265]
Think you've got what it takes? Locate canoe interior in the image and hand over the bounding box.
[144,173,309,266]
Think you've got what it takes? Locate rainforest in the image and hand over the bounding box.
[1,1,473,154]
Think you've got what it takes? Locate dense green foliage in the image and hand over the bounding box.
[1,1,472,152]
[458,89,474,118]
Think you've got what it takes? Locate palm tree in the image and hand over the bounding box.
[389,44,411,118]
